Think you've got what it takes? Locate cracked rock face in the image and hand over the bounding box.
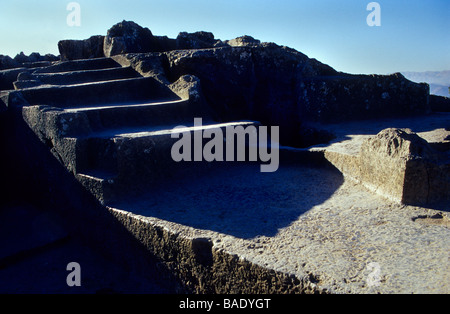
[164,44,430,147]
[6,20,433,150]
[103,21,224,58]
[58,35,105,61]
[226,35,261,47]
[104,20,156,57]
[360,128,449,205]
[176,31,223,50]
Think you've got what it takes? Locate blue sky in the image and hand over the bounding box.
[0,0,448,74]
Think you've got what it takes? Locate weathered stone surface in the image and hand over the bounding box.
[1,53,59,90]
[0,68,27,91]
[112,53,169,83]
[0,55,19,70]
[165,44,429,147]
[430,94,450,112]
[1,52,60,91]
[165,44,311,146]
[15,66,139,88]
[5,21,428,148]
[299,73,430,123]
[13,52,58,65]
[3,21,447,294]
[153,35,177,52]
[360,128,449,204]
[32,57,120,74]
[104,20,156,57]
[226,35,261,47]
[16,20,429,148]
[11,76,177,108]
[169,74,202,101]
[176,31,224,50]
[58,35,105,61]
[168,74,211,117]
[14,52,36,64]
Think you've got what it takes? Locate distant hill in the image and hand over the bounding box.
[402,70,450,97]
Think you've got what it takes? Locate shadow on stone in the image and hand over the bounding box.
[110,159,344,239]
[0,106,183,293]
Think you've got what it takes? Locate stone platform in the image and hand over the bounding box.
[104,113,450,294]
[1,25,449,293]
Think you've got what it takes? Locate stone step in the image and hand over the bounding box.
[63,99,192,134]
[75,121,260,204]
[0,68,27,91]
[76,171,117,206]
[13,76,178,108]
[20,99,201,177]
[4,58,121,92]
[15,66,140,89]
[13,80,42,90]
[32,57,121,74]
[21,61,55,69]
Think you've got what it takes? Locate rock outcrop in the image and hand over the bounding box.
[176,31,224,49]
[103,21,225,57]
[163,45,430,146]
[226,35,261,47]
[0,55,18,70]
[103,20,157,57]
[58,35,105,61]
[13,52,58,64]
[319,126,450,205]
[0,52,59,90]
[55,20,432,146]
[1,20,433,148]
[360,128,449,204]
[0,52,58,71]
[430,94,450,112]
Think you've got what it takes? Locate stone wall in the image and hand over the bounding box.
[58,35,105,61]
[8,20,434,149]
[430,94,450,112]
[163,46,430,147]
[350,128,449,205]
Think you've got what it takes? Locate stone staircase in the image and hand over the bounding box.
[5,57,257,205]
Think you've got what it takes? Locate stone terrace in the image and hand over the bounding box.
[1,21,449,294]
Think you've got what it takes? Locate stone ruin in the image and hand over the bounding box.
[325,127,450,205]
[1,20,449,294]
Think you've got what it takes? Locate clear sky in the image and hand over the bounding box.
[0,0,448,74]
